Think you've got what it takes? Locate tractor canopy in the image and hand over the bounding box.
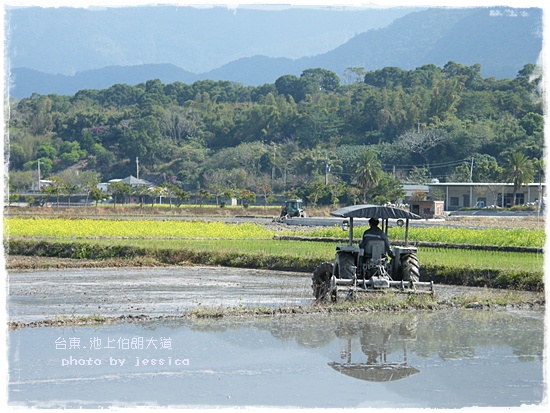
[330,204,421,246]
[330,204,421,220]
[285,199,303,213]
[328,362,420,382]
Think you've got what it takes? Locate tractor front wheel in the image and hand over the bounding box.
[401,253,420,282]
[312,262,333,300]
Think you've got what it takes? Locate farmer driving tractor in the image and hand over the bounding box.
[359,217,394,259]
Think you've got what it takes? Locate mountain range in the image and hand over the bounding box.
[6,5,543,99]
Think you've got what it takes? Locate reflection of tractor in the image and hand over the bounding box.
[280,199,307,219]
[329,316,420,382]
[312,204,433,301]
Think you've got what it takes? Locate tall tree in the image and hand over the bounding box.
[504,152,534,206]
[368,172,406,205]
[43,176,65,207]
[393,128,450,166]
[90,186,106,206]
[78,170,101,206]
[532,157,545,210]
[342,67,366,85]
[275,75,305,102]
[354,149,383,203]
[300,68,340,93]
[196,189,211,207]
[109,182,132,208]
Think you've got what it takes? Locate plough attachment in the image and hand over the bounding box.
[329,274,434,301]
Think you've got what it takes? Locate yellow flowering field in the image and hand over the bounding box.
[303,225,545,248]
[4,218,275,239]
[3,217,545,247]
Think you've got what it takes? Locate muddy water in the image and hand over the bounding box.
[7,266,540,325]
[7,266,314,323]
[8,310,544,409]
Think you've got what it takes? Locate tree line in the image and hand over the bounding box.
[7,61,544,207]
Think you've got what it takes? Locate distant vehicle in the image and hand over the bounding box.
[279,199,307,219]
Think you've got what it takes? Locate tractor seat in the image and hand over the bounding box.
[362,239,386,265]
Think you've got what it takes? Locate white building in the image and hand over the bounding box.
[30,179,52,192]
[96,183,110,192]
[427,182,545,211]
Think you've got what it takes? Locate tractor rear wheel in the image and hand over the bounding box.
[336,253,355,279]
[312,262,333,300]
[401,253,420,282]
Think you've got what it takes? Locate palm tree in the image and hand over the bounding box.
[504,152,534,206]
[90,187,105,206]
[354,149,383,203]
[109,182,132,208]
[196,189,211,207]
[79,171,100,206]
[133,185,149,208]
[532,157,545,184]
[43,176,65,207]
[532,157,545,211]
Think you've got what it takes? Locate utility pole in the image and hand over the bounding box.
[325,155,330,185]
[37,160,42,192]
[470,157,474,182]
[271,143,276,181]
[136,157,139,180]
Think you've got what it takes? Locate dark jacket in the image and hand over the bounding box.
[360,226,393,257]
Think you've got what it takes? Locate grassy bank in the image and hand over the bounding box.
[6,236,544,291]
[8,288,545,330]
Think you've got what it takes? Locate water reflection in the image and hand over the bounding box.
[329,316,420,382]
[8,310,545,408]
[183,310,544,366]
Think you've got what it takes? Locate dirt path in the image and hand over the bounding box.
[441,214,545,229]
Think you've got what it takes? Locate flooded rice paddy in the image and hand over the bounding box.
[8,309,545,408]
[6,266,546,408]
[7,266,313,323]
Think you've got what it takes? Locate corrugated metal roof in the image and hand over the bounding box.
[330,204,422,220]
[118,175,153,186]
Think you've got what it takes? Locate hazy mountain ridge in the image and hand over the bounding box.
[7,5,415,75]
[9,65,198,98]
[7,6,542,98]
[298,7,541,78]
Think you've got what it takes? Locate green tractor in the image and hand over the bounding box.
[279,199,307,219]
[312,204,433,301]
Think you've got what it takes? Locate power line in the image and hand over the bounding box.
[381,158,471,170]
[329,158,472,178]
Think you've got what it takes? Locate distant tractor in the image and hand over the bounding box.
[280,199,307,219]
[312,204,433,301]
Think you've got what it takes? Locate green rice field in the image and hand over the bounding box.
[4,217,545,290]
[4,217,545,248]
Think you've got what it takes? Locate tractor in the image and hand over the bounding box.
[280,199,307,219]
[312,204,433,301]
